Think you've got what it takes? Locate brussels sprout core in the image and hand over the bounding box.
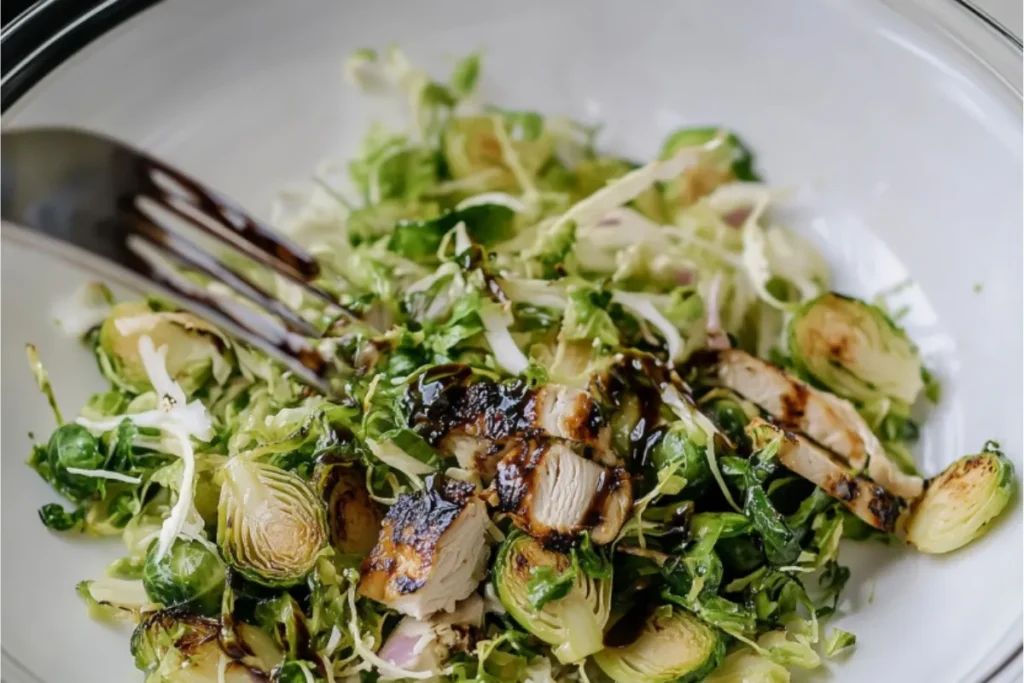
[906,447,1014,554]
[142,537,225,616]
[217,459,328,587]
[494,533,611,663]
[788,293,923,404]
[594,604,724,683]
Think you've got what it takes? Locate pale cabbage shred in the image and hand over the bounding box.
[34,46,844,683]
[78,335,212,561]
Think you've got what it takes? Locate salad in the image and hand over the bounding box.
[26,48,1015,683]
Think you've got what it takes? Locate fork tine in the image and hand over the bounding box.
[124,231,335,394]
[138,156,345,311]
[128,201,322,338]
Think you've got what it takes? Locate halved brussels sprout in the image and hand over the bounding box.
[131,609,281,682]
[142,537,225,617]
[788,293,923,405]
[217,458,328,587]
[494,532,611,663]
[443,116,553,193]
[312,461,382,556]
[99,302,230,395]
[594,604,724,683]
[905,445,1014,554]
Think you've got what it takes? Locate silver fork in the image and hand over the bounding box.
[1,127,349,396]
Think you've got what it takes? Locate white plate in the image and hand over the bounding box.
[2,1,1021,681]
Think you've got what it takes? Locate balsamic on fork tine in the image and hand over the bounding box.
[0,126,348,397]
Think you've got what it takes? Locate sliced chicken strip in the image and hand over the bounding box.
[714,349,923,499]
[359,475,489,619]
[748,419,909,533]
[406,369,614,481]
[494,439,632,547]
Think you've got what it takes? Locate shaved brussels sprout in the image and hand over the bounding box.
[142,537,225,617]
[494,532,611,663]
[698,388,760,453]
[131,609,281,682]
[573,157,666,222]
[443,116,553,193]
[99,302,229,395]
[660,127,759,181]
[650,418,712,494]
[788,293,923,405]
[906,444,1014,554]
[217,459,328,587]
[594,604,724,683]
[313,461,382,556]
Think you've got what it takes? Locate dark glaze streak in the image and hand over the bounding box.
[867,486,906,533]
[403,365,537,446]
[494,439,548,514]
[830,474,860,503]
[580,466,631,530]
[593,352,693,492]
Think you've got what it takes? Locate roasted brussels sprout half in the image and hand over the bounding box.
[99,302,228,395]
[217,459,328,587]
[443,115,553,193]
[906,444,1015,554]
[493,532,611,663]
[142,537,225,617]
[595,604,725,683]
[788,293,923,405]
[131,609,281,682]
[313,461,382,556]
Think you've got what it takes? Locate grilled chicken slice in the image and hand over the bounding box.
[359,475,489,619]
[749,419,908,532]
[714,349,923,499]
[495,439,632,547]
[407,370,613,481]
[377,595,484,678]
